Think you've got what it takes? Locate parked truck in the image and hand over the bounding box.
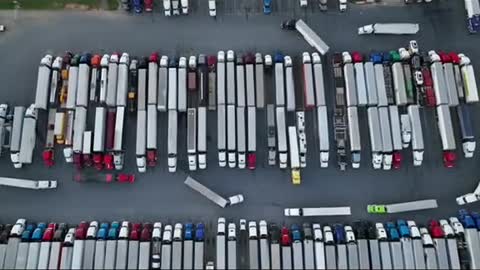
[113,106,126,170]
[284,56,296,112]
[247,106,256,170]
[347,107,361,169]
[408,105,424,166]
[312,53,326,107]
[236,55,246,108]
[267,104,276,166]
[72,106,87,169]
[391,51,408,105]
[352,52,368,106]
[167,110,178,173]
[66,54,80,109]
[168,58,178,111]
[0,177,57,190]
[342,52,358,107]
[457,104,476,158]
[116,53,130,107]
[148,53,159,106]
[465,0,480,33]
[276,107,288,169]
[127,58,138,112]
[389,105,403,169]
[382,53,395,105]
[371,53,388,107]
[35,54,53,110]
[42,108,56,167]
[439,52,460,106]
[104,109,116,170]
[316,106,329,168]
[459,53,479,103]
[106,53,119,107]
[158,55,168,111]
[178,57,187,112]
[302,52,316,109]
[436,104,457,168]
[90,55,101,102]
[429,51,450,105]
[226,50,236,106]
[93,107,107,170]
[147,104,157,167]
[227,105,237,168]
[198,107,207,170]
[187,108,197,171]
[76,53,91,108]
[237,107,246,169]
[49,56,63,106]
[274,52,285,107]
[294,19,330,55]
[367,107,383,169]
[288,126,301,185]
[358,23,419,35]
[19,105,37,165]
[62,110,75,163]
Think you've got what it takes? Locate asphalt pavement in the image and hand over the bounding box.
[0,0,480,225]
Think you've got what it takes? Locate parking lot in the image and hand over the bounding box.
[0,0,480,224]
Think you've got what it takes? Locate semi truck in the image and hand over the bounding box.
[429,51,450,105]
[63,110,75,163]
[172,224,183,270]
[352,52,368,106]
[316,106,329,168]
[274,52,286,107]
[207,56,217,110]
[227,105,236,168]
[465,0,480,33]
[227,223,237,270]
[284,56,296,112]
[457,104,476,158]
[59,228,75,269]
[408,105,424,166]
[158,56,168,111]
[391,52,408,105]
[115,222,129,269]
[389,105,403,169]
[187,108,197,171]
[333,53,348,170]
[148,53,159,106]
[127,59,138,112]
[0,177,57,190]
[459,53,479,103]
[25,224,45,270]
[42,108,56,167]
[247,106,256,170]
[347,107,361,169]
[255,53,265,108]
[237,107,246,169]
[178,57,187,112]
[104,222,120,270]
[197,106,208,170]
[312,53,326,107]
[137,58,148,112]
[194,224,205,270]
[267,104,276,166]
[106,53,119,107]
[99,54,109,104]
[93,107,107,170]
[367,107,383,169]
[104,108,116,170]
[66,54,80,109]
[138,224,152,270]
[34,54,53,110]
[183,224,194,270]
[371,53,388,107]
[342,52,358,107]
[127,223,141,270]
[15,224,35,269]
[245,54,256,109]
[302,52,316,109]
[113,106,126,170]
[276,107,288,169]
[147,104,157,167]
[19,105,37,165]
[168,58,178,111]
[436,104,457,168]
[49,56,63,105]
[303,224,315,270]
[96,224,111,269]
[160,225,173,270]
[439,52,460,106]
[216,219,226,269]
[167,110,178,173]
[10,106,25,168]
[76,53,91,108]
[288,126,301,185]
[116,53,130,107]
[83,222,98,270]
[358,23,419,35]
[291,225,304,270]
[294,19,330,55]
[72,106,87,169]
[71,222,88,269]
[284,207,351,216]
[90,55,101,102]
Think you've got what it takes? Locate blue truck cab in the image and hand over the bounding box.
[382,52,392,64]
[334,224,346,244]
[195,223,205,241]
[291,224,302,242]
[274,52,284,64]
[133,0,143,13]
[467,14,480,33]
[185,223,194,241]
[97,223,109,240]
[369,53,382,65]
[470,212,480,229]
[459,209,476,228]
[21,225,35,242]
[397,220,410,238]
[80,53,92,65]
[107,221,120,240]
[386,222,400,241]
[263,0,272,15]
[32,223,47,242]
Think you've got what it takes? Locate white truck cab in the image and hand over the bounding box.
[409,40,419,55]
[173,223,182,240]
[342,51,352,63]
[339,0,347,11]
[163,0,171,16]
[449,217,465,235]
[64,228,76,244]
[160,56,169,68]
[420,228,433,246]
[313,224,323,241]
[218,218,226,235]
[322,226,334,244]
[228,194,244,206]
[344,226,355,243]
[119,221,129,238]
[227,50,235,62]
[248,222,258,239]
[302,52,311,63]
[407,221,421,238]
[300,0,307,7]
[439,220,454,238]
[375,223,387,240]
[172,0,180,15]
[181,0,188,14]
[11,218,27,236]
[400,114,412,148]
[162,225,173,244]
[458,53,471,66]
[398,48,411,60]
[228,223,236,241]
[86,221,99,239]
[264,54,273,67]
[428,50,441,62]
[456,193,479,205]
[153,222,162,240]
[209,0,216,17]
[259,221,268,238]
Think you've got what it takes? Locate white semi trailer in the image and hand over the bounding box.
[35,54,53,110]
[106,53,119,107]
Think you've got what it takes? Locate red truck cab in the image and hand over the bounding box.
[42,227,54,241]
[91,54,101,68]
[73,153,83,170]
[149,52,159,63]
[351,51,363,63]
[428,220,445,238]
[75,222,89,240]
[103,154,114,170]
[449,52,460,65]
[421,67,436,107]
[438,52,451,63]
[144,0,153,11]
[247,153,256,170]
[147,150,157,167]
[93,153,103,170]
[443,151,456,168]
[281,227,291,246]
[392,152,402,170]
[42,150,54,167]
[140,223,153,242]
[130,223,142,240]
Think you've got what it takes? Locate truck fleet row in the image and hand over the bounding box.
[3,45,475,177]
[1,210,480,270]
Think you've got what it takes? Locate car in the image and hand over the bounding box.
[456,193,479,205]
[291,170,301,185]
[367,204,387,214]
[130,223,142,240]
[249,221,258,239]
[281,227,291,246]
[313,224,323,241]
[173,223,183,241]
[414,70,423,85]
[408,40,419,54]
[11,218,26,236]
[140,223,153,242]
[162,225,173,243]
[263,0,272,14]
[323,226,334,244]
[270,224,280,244]
[228,223,236,240]
[195,223,205,241]
[334,224,345,244]
[218,218,226,235]
[259,221,268,238]
[152,222,162,241]
[151,254,161,269]
[119,221,130,239]
[144,0,153,11]
[344,226,355,243]
[281,19,296,30]
[64,228,76,245]
[184,223,194,240]
[86,221,99,239]
[375,223,387,240]
[228,194,244,206]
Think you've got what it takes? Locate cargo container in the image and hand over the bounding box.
[217,105,227,167]
[267,104,276,166]
[148,53,159,106]
[106,53,120,107]
[227,50,236,105]
[236,56,246,108]
[237,107,246,169]
[347,107,361,169]
[178,57,187,112]
[436,104,457,168]
[367,107,383,169]
[408,105,424,166]
[35,55,53,110]
[147,104,157,167]
[113,106,126,170]
[255,53,265,109]
[198,107,207,170]
[227,105,237,168]
[275,53,286,107]
[247,107,256,170]
[116,53,130,107]
[93,107,107,170]
[136,110,147,173]
[99,54,109,104]
[76,53,92,107]
[159,59,170,111]
[167,110,178,173]
[312,53,326,106]
[284,56,296,112]
[66,55,80,109]
[352,52,368,106]
[302,52,315,109]
[276,107,288,169]
[168,58,178,110]
[217,51,226,106]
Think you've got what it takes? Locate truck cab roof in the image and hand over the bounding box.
[140,223,152,241]
[259,220,268,238]
[244,53,255,65]
[236,55,244,65]
[100,54,110,67]
[389,50,401,62]
[313,224,323,241]
[195,223,205,241]
[80,53,92,64]
[274,52,284,63]
[21,230,33,241]
[217,51,225,62]
[184,223,194,240]
[344,226,356,243]
[32,227,45,241]
[334,224,345,244]
[42,228,54,241]
[70,54,81,66]
[311,52,321,64]
[227,50,235,61]
[52,56,63,69]
[162,225,173,243]
[149,52,159,63]
[341,51,352,63]
[129,223,141,240]
[173,223,183,241]
[138,57,148,69]
[333,53,343,65]
[109,53,119,64]
[284,55,292,67]
[303,223,313,240]
[198,54,207,65]
[120,53,130,65]
[397,220,410,238]
[179,57,187,68]
[218,218,226,235]
[129,58,138,70]
[119,221,130,239]
[269,224,280,244]
[207,55,217,66]
[369,53,382,64]
[169,57,178,67]
[428,50,441,62]
[382,52,392,63]
[302,52,311,64]
[228,223,236,240]
[249,221,258,239]
[281,227,291,246]
[351,51,363,63]
[64,228,76,245]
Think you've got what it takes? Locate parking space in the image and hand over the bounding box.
[0,0,479,224]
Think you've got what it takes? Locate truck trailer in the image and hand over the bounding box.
[106,53,120,107]
[227,105,236,168]
[35,55,53,110]
[347,107,361,169]
[342,52,358,107]
[19,105,37,165]
[276,107,288,169]
[187,108,197,171]
[255,53,265,108]
[312,53,326,107]
[99,54,109,104]
[136,110,147,173]
[459,53,479,103]
[294,19,330,55]
[148,53,159,106]
[66,55,80,109]
[178,57,187,112]
[76,54,91,108]
[367,107,383,169]
[237,107,246,169]
[167,110,178,173]
[353,52,368,106]
[10,106,25,168]
[113,106,126,170]
[147,104,157,167]
[158,56,168,111]
[284,56,296,112]
[116,53,130,107]
[456,104,476,158]
[436,104,457,168]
